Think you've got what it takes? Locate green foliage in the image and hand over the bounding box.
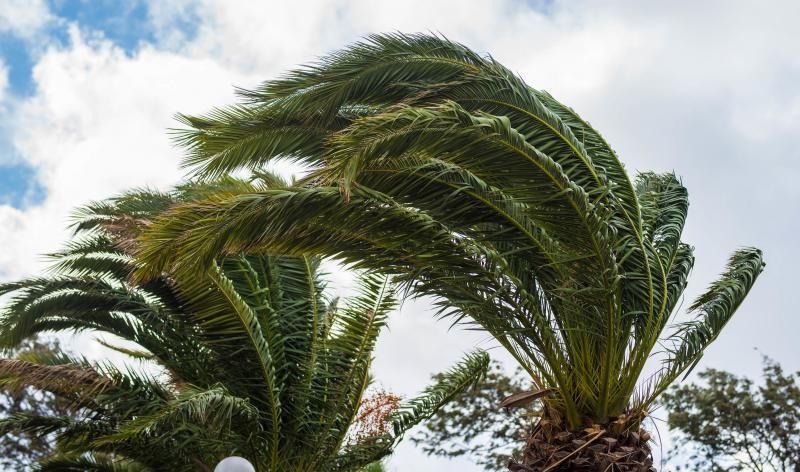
[357,462,385,472]
[135,33,764,432]
[662,358,800,471]
[413,361,532,470]
[37,452,152,471]
[0,177,489,471]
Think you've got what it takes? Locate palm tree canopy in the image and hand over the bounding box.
[135,33,765,430]
[0,176,489,471]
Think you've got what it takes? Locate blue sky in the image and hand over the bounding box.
[0,0,198,208]
[49,0,156,54]
[0,1,799,470]
[3,1,164,95]
[1,0,151,207]
[0,22,44,206]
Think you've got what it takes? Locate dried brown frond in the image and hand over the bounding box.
[0,359,112,404]
[101,215,152,254]
[350,390,402,443]
[509,411,655,472]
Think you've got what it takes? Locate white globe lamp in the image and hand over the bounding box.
[214,456,256,472]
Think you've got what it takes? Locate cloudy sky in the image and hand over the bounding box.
[1,0,799,469]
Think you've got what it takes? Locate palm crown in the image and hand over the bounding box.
[0,177,489,471]
[135,34,764,436]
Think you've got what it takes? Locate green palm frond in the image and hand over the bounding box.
[36,453,152,472]
[0,173,485,471]
[184,262,283,448]
[646,248,765,399]
[331,439,394,472]
[137,33,764,433]
[95,386,259,448]
[315,274,394,459]
[390,350,490,437]
[0,413,89,439]
[333,351,490,470]
[94,338,155,361]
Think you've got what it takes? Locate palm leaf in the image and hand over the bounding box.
[1,173,474,470]
[36,453,152,472]
[645,248,765,401]
[136,33,765,433]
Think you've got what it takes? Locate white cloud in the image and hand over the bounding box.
[0,25,255,280]
[2,1,800,469]
[0,0,52,39]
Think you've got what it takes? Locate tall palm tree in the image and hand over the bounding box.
[0,177,489,471]
[134,34,765,470]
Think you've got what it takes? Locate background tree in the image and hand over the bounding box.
[0,337,74,469]
[0,177,489,471]
[412,361,531,470]
[662,358,800,471]
[135,33,766,470]
[415,357,800,472]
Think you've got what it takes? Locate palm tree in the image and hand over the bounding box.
[0,177,489,471]
[134,34,765,470]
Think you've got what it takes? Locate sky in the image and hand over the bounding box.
[0,0,799,470]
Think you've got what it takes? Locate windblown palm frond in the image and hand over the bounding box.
[37,452,152,472]
[136,32,764,442]
[0,176,489,471]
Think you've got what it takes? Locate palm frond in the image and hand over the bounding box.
[0,413,82,438]
[332,350,489,470]
[390,350,490,437]
[315,274,394,459]
[36,453,152,472]
[645,248,765,402]
[0,360,111,403]
[0,171,464,470]
[95,386,259,447]
[135,32,765,435]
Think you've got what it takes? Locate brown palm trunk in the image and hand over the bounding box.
[508,416,655,471]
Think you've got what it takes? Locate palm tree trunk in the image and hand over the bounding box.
[508,417,655,471]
